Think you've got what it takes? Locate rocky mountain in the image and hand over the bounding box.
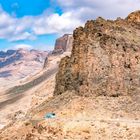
[52,34,73,54]
[0,49,47,68]
[43,34,73,68]
[0,11,140,140]
[54,12,140,97]
[0,49,48,90]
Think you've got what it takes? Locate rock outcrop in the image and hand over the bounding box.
[53,34,73,53]
[54,12,140,97]
[126,10,140,22]
[43,34,73,68]
[1,11,140,140]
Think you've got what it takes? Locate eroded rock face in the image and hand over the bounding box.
[54,34,73,53]
[54,14,140,97]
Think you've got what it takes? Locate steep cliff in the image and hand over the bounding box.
[43,34,73,68]
[126,10,140,22]
[54,12,140,97]
[53,34,73,53]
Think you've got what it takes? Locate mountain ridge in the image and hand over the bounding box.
[0,48,48,90]
[0,49,48,68]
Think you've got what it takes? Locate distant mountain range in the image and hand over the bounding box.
[0,49,48,68]
[0,48,48,89]
[0,34,73,90]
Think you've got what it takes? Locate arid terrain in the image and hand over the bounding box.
[0,11,140,140]
[0,49,48,91]
[0,46,71,130]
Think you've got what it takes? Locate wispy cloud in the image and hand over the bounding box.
[13,44,33,49]
[57,0,140,19]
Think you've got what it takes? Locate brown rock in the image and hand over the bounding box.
[54,13,140,97]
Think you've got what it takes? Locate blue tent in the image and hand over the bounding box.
[44,113,56,119]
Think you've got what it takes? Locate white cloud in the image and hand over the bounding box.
[0,7,82,41]
[0,8,35,41]
[9,32,36,42]
[14,44,33,49]
[32,12,83,35]
[0,1,140,41]
[57,0,140,19]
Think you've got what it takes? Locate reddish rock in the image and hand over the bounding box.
[54,34,73,52]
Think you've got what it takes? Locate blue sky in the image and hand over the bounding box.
[0,0,62,50]
[0,0,139,51]
[0,0,50,17]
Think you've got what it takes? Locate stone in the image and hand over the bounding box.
[54,12,140,97]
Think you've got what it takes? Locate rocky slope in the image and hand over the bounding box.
[0,49,47,68]
[0,48,70,130]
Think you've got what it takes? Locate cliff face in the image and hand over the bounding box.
[54,12,140,97]
[54,34,73,53]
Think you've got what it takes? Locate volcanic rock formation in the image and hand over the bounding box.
[54,13,140,97]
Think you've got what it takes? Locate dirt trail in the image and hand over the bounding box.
[67,118,140,126]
